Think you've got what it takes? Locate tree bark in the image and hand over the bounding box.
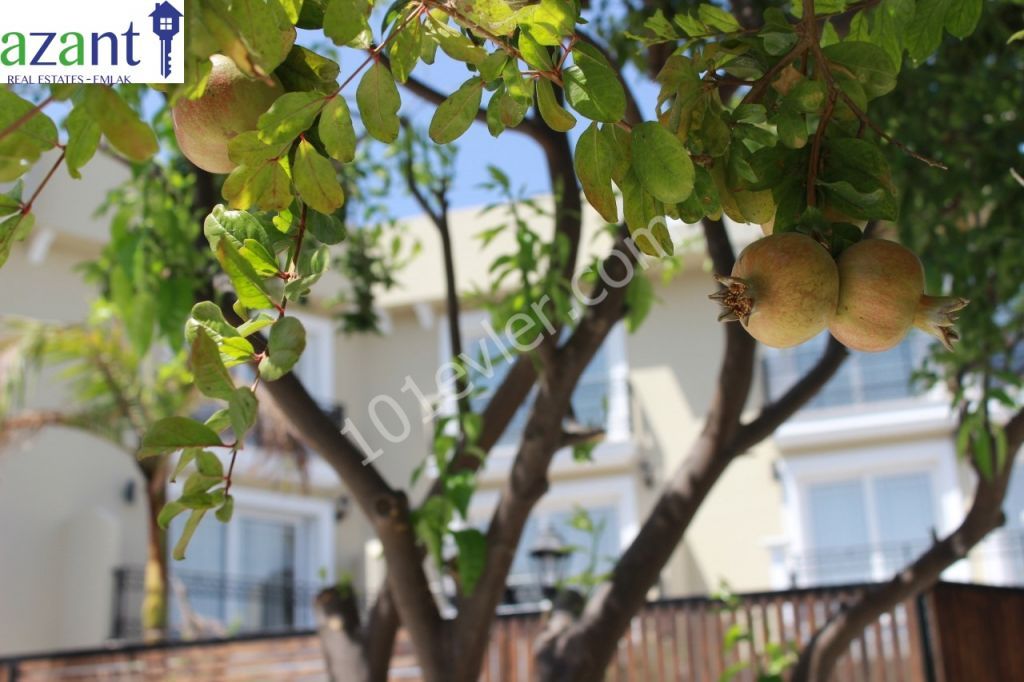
[315,585,370,682]
[140,458,170,641]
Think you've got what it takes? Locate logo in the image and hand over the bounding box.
[0,1,185,85]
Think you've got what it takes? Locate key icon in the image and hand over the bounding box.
[149,2,183,79]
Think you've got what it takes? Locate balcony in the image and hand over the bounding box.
[110,567,324,641]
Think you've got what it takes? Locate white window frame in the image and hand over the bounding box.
[774,438,968,588]
[982,454,1024,585]
[167,484,335,626]
[437,311,634,480]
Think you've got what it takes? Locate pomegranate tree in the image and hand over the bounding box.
[710,232,839,348]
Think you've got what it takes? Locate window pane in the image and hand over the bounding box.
[806,481,871,584]
[874,472,935,574]
[1002,463,1024,582]
[763,332,925,411]
[169,515,227,624]
[463,327,614,447]
[240,519,297,630]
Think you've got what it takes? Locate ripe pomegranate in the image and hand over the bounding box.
[172,55,284,174]
[710,232,839,348]
[829,239,968,352]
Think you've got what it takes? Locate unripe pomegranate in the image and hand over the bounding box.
[171,55,284,174]
[829,239,968,352]
[710,232,839,348]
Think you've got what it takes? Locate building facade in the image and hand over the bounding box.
[1,152,1022,656]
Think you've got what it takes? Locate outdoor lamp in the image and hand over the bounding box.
[529,524,570,601]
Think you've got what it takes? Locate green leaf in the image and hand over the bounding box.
[81,87,157,162]
[171,449,198,482]
[621,169,672,256]
[228,131,291,167]
[574,123,618,223]
[228,388,258,439]
[453,528,487,596]
[323,0,370,46]
[697,4,741,32]
[518,28,554,71]
[140,417,224,458]
[820,137,898,220]
[944,0,981,39]
[478,51,508,82]
[216,495,235,523]
[196,450,224,478]
[0,91,58,178]
[631,121,695,204]
[0,211,34,269]
[64,105,100,179]
[307,210,347,244]
[223,158,293,212]
[424,14,487,65]
[429,78,484,144]
[215,239,276,309]
[822,42,897,100]
[485,90,505,136]
[535,80,577,132]
[414,495,453,565]
[904,0,949,61]
[356,63,401,143]
[294,139,345,214]
[320,96,357,163]
[158,501,188,530]
[187,301,242,342]
[191,329,236,401]
[563,43,627,123]
[259,316,307,380]
[625,274,655,332]
[173,509,209,560]
[258,91,326,144]
[389,13,423,83]
[787,80,827,114]
[239,238,281,277]
[276,45,342,93]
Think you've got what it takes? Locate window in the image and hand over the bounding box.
[159,17,174,30]
[166,490,334,634]
[444,314,630,451]
[763,332,930,412]
[801,471,936,585]
[996,461,1024,584]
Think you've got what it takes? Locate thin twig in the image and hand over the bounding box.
[807,89,837,207]
[836,89,948,169]
[22,150,66,214]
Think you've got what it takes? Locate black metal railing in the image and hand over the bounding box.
[111,567,325,641]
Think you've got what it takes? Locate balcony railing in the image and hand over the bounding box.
[771,530,1024,589]
[110,567,324,641]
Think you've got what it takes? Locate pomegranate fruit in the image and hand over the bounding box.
[171,55,284,174]
[829,239,968,352]
[710,232,839,348]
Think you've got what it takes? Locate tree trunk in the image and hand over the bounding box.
[315,586,371,682]
[140,460,169,641]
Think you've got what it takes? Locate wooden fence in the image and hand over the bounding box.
[0,582,1014,681]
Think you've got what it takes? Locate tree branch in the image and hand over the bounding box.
[533,219,856,681]
[792,405,1024,681]
[730,335,849,452]
[224,308,449,680]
